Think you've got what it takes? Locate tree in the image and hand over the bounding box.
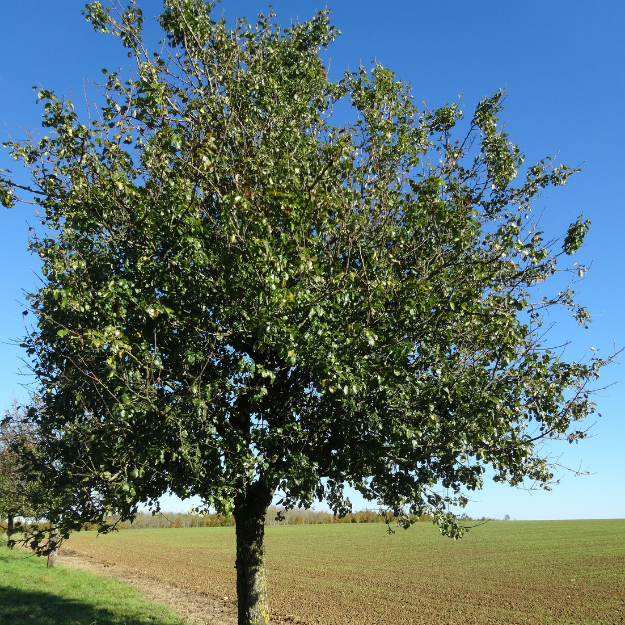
[0,401,67,567]
[0,402,36,541]
[0,1,612,622]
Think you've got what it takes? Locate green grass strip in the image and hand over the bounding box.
[0,547,189,625]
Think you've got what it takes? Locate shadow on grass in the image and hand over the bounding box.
[0,550,184,625]
[0,584,179,625]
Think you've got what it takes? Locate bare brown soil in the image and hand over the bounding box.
[60,520,625,625]
[59,549,239,625]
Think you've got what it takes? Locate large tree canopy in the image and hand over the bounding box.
[0,1,611,623]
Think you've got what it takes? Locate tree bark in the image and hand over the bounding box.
[7,514,14,541]
[47,524,59,568]
[234,479,273,625]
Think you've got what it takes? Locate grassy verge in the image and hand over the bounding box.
[0,545,189,625]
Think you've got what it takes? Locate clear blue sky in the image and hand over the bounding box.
[1,1,623,520]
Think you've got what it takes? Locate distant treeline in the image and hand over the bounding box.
[88,507,436,530]
[3,509,496,533]
[113,508,495,529]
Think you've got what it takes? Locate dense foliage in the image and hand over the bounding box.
[0,0,610,622]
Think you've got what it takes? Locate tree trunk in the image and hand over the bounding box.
[47,525,59,568]
[234,479,273,625]
[7,514,14,542]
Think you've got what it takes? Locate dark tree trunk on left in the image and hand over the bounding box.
[47,524,59,568]
[234,479,273,625]
[7,514,14,542]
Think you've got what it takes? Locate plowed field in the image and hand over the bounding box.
[64,519,624,624]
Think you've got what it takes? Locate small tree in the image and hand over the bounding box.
[0,403,36,542]
[0,401,69,567]
[1,1,613,622]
